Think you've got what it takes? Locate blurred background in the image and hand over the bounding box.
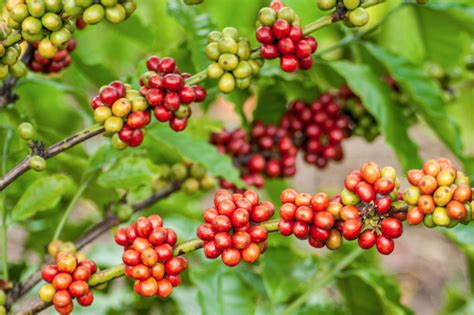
[1,0,473,314]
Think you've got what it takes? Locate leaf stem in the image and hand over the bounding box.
[52,180,89,242]
[281,247,363,315]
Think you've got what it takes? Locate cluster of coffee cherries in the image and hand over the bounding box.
[197,189,272,266]
[316,0,370,27]
[206,27,263,93]
[39,252,97,314]
[256,0,317,72]
[404,158,473,228]
[91,80,150,149]
[64,0,137,25]
[139,56,207,131]
[5,0,78,59]
[115,215,188,298]
[0,19,27,80]
[339,162,402,255]
[278,189,343,250]
[281,95,350,169]
[337,85,380,142]
[167,162,218,194]
[28,38,76,73]
[211,122,298,189]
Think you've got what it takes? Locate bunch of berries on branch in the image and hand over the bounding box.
[403,158,473,228]
[115,215,188,298]
[256,0,317,72]
[29,38,76,74]
[278,162,404,255]
[39,252,97,314]
[210,122,298,190]
[140,56,206,131]
[206,27,263,93]
[197,189,272,266]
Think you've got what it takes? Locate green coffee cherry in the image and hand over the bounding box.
[9,61,27,78]
[10,4,29,23]
[22,16,43,35]
[182,178,200,193]
[236,40,251,60]
[341,189,360,205]
[171,163,188,181]
[207,31,221,43]
[112,134,127,150]
[123,1,137,17]
[38,38,57,58]
[205,42,220,61]
[207,63,224,79]
[218,73,235,94]
[258,7,276,26]
[50,28,71,47]
[218,53,238,71]
[41,12,63,31]
[432,206,451,226]
[217,37,238,54]
[317,0,337,10]
[44,0,63,13]
[105,4,126,23]
[349,7,369,27]
[2,47,19,65]
[277,7,295,23]
[235,77,251,90]
[101,0,119,6]
[200,174,217,190]
[190,163,206,179]
[423,214,435,228]
[221,27,239,41]
[0,65,9,80]
[116,204,133,222]
[27,0,47,18]
[83,4,105,25]
[233,60,252,79]
[77,0,95,7]
[29,155,46,171]
[104,116,124,133]
[343,0,360,10]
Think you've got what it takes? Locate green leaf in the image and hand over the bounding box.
[445,224,474,257]
[337,269,413,315]
[147,125,243,186]
[12,175,73,221]
[364,43,465,163]
[167,1,217,72]
[260,245,320,304]
[190,261,256,315]
[96,156,161,189]
[328,60,422,171]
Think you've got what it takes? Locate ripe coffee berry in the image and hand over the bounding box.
[115,215,187,298]
[197,189,271,266]
[256,1,317,72]
[40,253,97,314]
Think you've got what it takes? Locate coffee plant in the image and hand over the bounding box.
[0,1,473,314]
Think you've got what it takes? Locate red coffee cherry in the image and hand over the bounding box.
[341,219,362,240]
[380,218,403,239]
[358,230,377,249]
[376,235,395,255]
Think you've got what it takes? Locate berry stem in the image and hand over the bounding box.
[88,264,126,287]
[52,180,90,242]
[0,124,105,191]
[302,15,334,35]
[184,69,208,85]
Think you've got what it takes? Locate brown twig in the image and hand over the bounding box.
[0,124,105,191]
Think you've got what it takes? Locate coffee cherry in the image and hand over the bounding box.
[376,235,394,255]
[341,219,362,240]
[29,155,46,171]
[381,218,403,239]
[18,122,35,140]
[358,229,376,249]
[348,7,369,27]
[39,283,56,302]
[76,291,94,306]
[317,0,337,10]
[407,207,424,225]
[221,248,241,267]
[53,290,72,308]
